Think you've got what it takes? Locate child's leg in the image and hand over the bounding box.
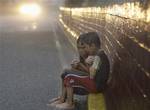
[47,81,66,106]
[60,80,66,102]
[66,86,74,105]
[56,86,75,109]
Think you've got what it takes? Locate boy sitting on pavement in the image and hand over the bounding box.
[47,33,90,107]
[48,32,110,109]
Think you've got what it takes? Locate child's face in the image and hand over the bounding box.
[77,42,88,58]
[84,43,98,55]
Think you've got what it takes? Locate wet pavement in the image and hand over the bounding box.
[0,14,87,110]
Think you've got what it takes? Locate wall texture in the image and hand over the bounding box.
[59,1,150,110]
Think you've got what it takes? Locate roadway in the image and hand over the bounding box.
[0,13,86,110]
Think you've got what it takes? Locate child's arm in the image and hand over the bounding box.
[77,63,90,73]
[89,56,101,79]
[71,56,90,73]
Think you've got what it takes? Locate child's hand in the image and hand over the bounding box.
[85,56,95,65]
[71,58,80,68]
[71,58,80,65]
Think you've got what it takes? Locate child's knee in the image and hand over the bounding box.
[64,76,73,87]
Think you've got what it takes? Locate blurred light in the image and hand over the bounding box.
[60,2,150,22]
[59,17,78,39]
[147,8,150,22]
[59,14,62,18]
[32,24,37,30]
[19,3,41,17]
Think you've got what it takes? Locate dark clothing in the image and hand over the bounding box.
[94,50,110,92]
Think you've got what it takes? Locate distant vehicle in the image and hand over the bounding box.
[18,0,42,17]
[0,0,43,17]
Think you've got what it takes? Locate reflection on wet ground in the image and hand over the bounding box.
[0,15,56,32]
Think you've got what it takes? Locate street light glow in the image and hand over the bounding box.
[19,3,41,17]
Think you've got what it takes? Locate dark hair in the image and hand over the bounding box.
[77,32,101,48]
[77,33,85,45]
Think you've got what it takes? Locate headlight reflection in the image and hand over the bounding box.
[19,3,41,17]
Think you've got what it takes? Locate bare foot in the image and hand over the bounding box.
[48,97,61,103]
[47,99,64,107]
[56,102,75,109]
